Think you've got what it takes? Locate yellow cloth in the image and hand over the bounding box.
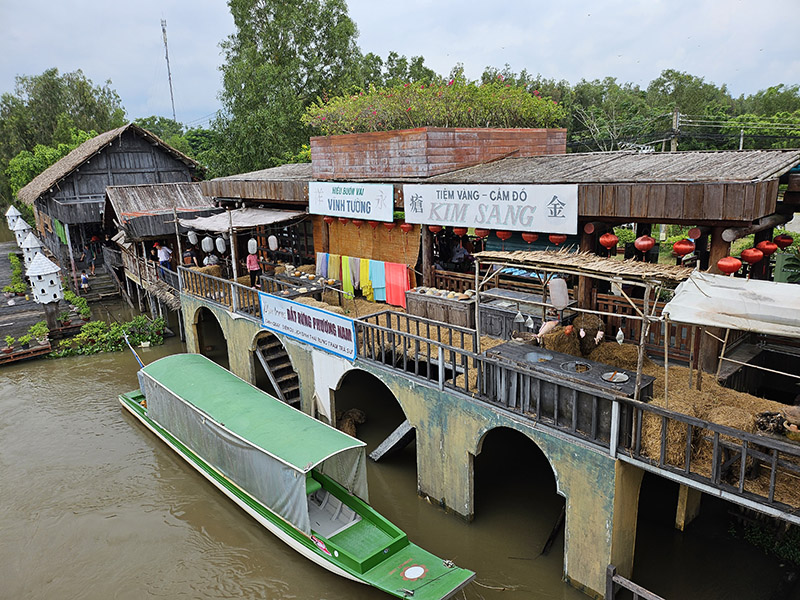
[360,258,373,301]
[328,254,341,280]
[341,255,353,296]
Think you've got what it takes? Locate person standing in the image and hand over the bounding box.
[182,245,199,267]
[79,243,96,276]
[155,242,172,277]
[247,251,261,288]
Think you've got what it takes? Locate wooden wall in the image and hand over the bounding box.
[312,216,421,267]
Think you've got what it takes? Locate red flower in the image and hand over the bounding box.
[448,79,454,85]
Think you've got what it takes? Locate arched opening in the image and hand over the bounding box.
[194,307,228,369]
[251,331,299,405]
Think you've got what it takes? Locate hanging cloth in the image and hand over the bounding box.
[360,258,373,301]
[349,256,361,290]
[328,254,341,280]
[384,262,410,308]
[341,256,354,296]
[316,252,328,278]
[370,260,386,302]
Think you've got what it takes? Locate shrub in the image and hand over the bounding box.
[4,335,15,348]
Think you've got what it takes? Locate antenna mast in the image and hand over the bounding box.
[161,19,177,122]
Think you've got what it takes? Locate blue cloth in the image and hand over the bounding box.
[369,260,386,302]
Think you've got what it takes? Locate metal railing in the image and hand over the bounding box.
[606,565,664,600]
[121,249,180,291]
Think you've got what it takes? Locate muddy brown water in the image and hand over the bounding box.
[0,302,794,599]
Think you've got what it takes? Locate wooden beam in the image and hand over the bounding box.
[721,212,792,242]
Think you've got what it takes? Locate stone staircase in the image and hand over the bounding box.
[255,334,300,406]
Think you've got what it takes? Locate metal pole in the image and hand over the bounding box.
[664,316,670,410]
[474,260,481,354]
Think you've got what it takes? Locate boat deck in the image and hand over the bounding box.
[330,518,395,560]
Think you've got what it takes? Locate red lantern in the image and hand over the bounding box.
[368,220,380,229]
[522,232,539,244]
[774,234,794,249]
[428,225,443,234]
[323,216,335,225]
[496,230,512,241]
[741,248,764,264]
[599,232,619,250]
[383,222,396,232]
[351,219,364,229]
[634,235,656,253]
[338,217,350,226]
[474,228,490,239]
[755,240,778,256]
[549,234,567,246]
[717,256,742,275]
[453,227,468,237]
[672,238,695,257]
[400,223,414,234]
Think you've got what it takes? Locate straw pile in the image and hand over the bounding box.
[540,326,581,356]
[639,397,699,468]
[191,265,222,278]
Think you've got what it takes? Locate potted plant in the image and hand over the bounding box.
[79,306,91,321]
[59,311,72,327]
[29,321,50,345]
[18,334,31,350]
[3,335,15,353]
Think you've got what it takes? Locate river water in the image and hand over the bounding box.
[0,301,794,599]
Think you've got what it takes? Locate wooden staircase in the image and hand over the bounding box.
[79,272,120,302]
[255,334,300,406]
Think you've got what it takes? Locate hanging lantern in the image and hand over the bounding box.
[741,248,764,264]
[400,223,414,234]
[634,235,656,253]
[521,232,538,244]
[323,216,335,225]
[496,230,512,241]
[672,238,695,257]
[247,238,258,255]
[187,230,198,245]
[383,222,396,232]
[267,235,278,251]
[474,228,490,239]
[453,227,468,237]
[201,236,214,253]
[774,234,794,250]
[352,219,364,229]
[755,240,778,257]
[548,234,567,246]
[215,236,227,253]
[599,232,619,250]
[717,256,742,275]
[338,217,350,226]
[368,220,380,229]
[428,225,443,234]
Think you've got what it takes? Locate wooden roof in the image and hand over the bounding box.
[201,164,311,203]
[429,150,800,185]
[17,123,199,205]
[106,182,213,222]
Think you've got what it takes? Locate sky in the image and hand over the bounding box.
[1,0,798,129]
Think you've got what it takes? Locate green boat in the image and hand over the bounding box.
[119,354,474,599]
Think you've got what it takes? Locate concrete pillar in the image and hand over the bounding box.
[609,461,644,578]
[675,484,702,531]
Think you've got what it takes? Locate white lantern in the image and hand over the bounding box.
[12,219,32,248]
[215,236,226,253]
[247,238,258,255]
[26,252,62,304]
[547,278,570,310]
[187,230,198,245]
[20,232,44,268]
[5,205,22,231]
[268,235,278,251]
[201,236,214,253]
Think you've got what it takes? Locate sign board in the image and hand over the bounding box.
[402,184,578,234]
[258,292,356,360]
[309,181,394,222]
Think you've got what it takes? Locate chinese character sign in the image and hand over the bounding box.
[401,184,578,234]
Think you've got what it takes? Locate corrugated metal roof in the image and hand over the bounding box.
[428,149,800,184]
[107,182,214,222]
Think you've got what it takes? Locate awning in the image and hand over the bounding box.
[662,272,800,339]
[179,207,305,233]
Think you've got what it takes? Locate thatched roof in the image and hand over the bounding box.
[476,249,693,284]
[144,279,181,311]
[17,123,200,205]
[429,149,800,185]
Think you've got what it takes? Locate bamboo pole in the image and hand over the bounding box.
[664,315,670,409]
[634,283,652,402]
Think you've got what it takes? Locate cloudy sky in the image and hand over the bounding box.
[2,0,798,128]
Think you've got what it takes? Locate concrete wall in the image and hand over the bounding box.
[181,295,643,598]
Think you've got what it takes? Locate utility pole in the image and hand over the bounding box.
[670,108,679,152]
[161,19,177,122]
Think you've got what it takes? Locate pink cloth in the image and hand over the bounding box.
[384,262,410,308]
[246,253,259,271]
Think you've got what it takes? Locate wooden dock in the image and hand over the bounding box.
[0,342,52,365]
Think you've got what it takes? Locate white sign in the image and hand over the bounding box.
[309,181,394,222]
[402,184,578,234]
[258,292,356,360]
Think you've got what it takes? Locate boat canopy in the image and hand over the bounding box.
[138,354,367,534]
[662,271,800,339]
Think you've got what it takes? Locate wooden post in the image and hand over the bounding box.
[750,228,773,280]
[664,316,670,409]
[421,224,433,287]
[63,223,79,292]
[699,227,730,373]
[634,284,652,401]
[172,207,183,265]
[321,216,330,254]
[475,261,481,354]
[577,225,595,309]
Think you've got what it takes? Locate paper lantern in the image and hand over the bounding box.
[717,256,742,275]
[351,219,364,229]
[187,230,198,245]
[323,216,335,225]
[755,240,778,257]
[548,234,567,246]
[428,225,443,234]
[474,229,490,239]
[599,232,619,250]
[453,227,468,237]
[496,230,512,241]
[268,235,278,251]
[634,235,655,253]
[338,217,350,226]
[247,238,258,255]
[215,236,226,253]
[400,223,413,234]
[522,233,539,244]
[774,234,794,249]
[368,221,380,229]
[383,222,396,232]
[201,236,214,253]
[741,248,764,264]
[672,238,695,257]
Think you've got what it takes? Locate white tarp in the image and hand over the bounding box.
[179,207,305,232]
[662,271,800,339]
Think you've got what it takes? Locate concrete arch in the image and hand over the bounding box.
[192,306,229,369]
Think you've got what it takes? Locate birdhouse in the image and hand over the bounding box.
[20,232,44,268]
[26,252,62,304]
[5,205,22,231]
[12,219,32,248]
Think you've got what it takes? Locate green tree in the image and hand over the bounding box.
[133,115,185,140]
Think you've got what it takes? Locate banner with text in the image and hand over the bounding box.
[309,181,394,222]
[402,184,578,234]
[258,292,356,360]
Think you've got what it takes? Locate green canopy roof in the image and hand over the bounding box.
[141,354,364,472]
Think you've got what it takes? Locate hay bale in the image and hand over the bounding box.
[640,398,696,467]
[191,265,222,278]
[540,326,581,356]
[589,342,652,371]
